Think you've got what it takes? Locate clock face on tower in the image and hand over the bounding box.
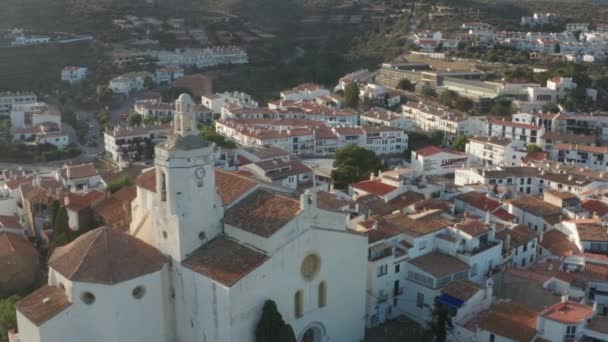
[195,167,206,180]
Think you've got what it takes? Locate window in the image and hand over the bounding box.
[132,286,146,299]
[566,325,577,339]
[318,282,327,308]
[377,264,388,277]
[80,292,96,305]
[395,264,400,273]
[490,333,495,342]
[416,293,424,308]
[471,263,478,276]
[294,290,303,318]
[160,171,167,202]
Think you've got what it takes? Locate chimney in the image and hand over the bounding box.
[561,293,568,303]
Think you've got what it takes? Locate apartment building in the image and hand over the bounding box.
[486,119,544,145]
[201,91,258,114]
[103,124,171,165]
[466,136,527,167]
[402,101,483,137]
[0,91,37,115]
[549,144,608,170]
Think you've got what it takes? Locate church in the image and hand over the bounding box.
[15,94,368,342]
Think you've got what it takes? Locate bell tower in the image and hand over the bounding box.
[152,93,223,262]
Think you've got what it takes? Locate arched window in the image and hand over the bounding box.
[294,290,303,318]
[318,281,327,308]
[160,171,167,202]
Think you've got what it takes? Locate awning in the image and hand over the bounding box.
[437,294,464,308]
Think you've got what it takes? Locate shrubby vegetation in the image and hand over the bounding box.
[332,144,386,189]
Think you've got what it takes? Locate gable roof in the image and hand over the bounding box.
[509,195,561,218]
[48,227,167,285]
[224,189,301,238]
[65,190,105,212]
[350,179,397,196]
[183,236,268,287]
[456,191,501,212]
[136,169,156,193]
[540,229,579,257]
[470,302,538,342]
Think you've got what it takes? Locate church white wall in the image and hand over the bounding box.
[231,227,367,342]
[15,311,41,342]
[43,267,171,342]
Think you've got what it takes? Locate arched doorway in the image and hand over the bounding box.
[298,322,325,342]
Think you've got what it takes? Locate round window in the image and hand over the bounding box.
[132,286,146,299]
[80,292,95,305]
[300,254,321,281]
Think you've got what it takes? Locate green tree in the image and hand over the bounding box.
[105,175,134,193]
[431,300,448,342]
[200,124,237,148]
[430,130,445,146]
[331,144,385,188]
[127,113,143,127]
[255,300,296,342]
[527,144,543,153]
[144,76,155,90]
[541,102,560,113]
[489,99,513,116]
[397,78,413,91]
[0,296,19,342]
[53,206,71,246]
[438,90,459,107]
[455,97,474,112]
[451,135,469,151]
[344,82,360,108]
[419,84,437,98]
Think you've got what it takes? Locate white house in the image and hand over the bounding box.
[61,67,88,83]
[280,84,331,102]
[109,71,154,94]
[411,146,470,176]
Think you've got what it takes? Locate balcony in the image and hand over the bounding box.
[369,246,393,261]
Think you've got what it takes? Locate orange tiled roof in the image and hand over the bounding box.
[183,236,268,287]
[49,227,167,285]
[224,189,301,238]
[16,285,71,327]
[541,301,593,324]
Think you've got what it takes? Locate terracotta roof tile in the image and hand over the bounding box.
[93,186,136,228]
[495,225,536,250]
[215,169,258,206]
[316,191,352,211]
[183,236,268,287]
[351,179,397,196]
[541,301,593,324]
[456,191,501,212]
[441,280,481,302]
[136,169,156,193]
[59,163,98,180]
[577,222,608,242]
[65,190,105,212]
[408,251,470,277]
[582,199,608,217]
[469,302,538,342]
[456,219,489,237]
[509,195,561,218]
[48,227,167,285]
[16,285,71,327]
[224,189,301,238]
[540,229,579,257]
